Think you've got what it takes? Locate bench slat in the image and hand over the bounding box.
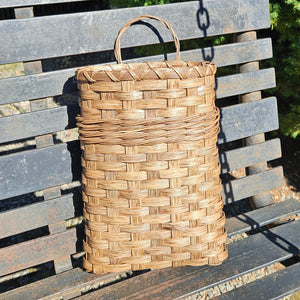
[4,204,300,299]
[222,167,284,204]
[0,144,72,201]
[0,64,274,107]
[0,0,90,9]
[0,194,74,239]
[217,263,300,300]
[74,220,300,299]
[226,198,300,237]
[2,268,116,300]
[0,228,76,277]
[216,68,275,99]
[0,0,270,64]
[220,139,281,173]
[0,106,68,144]
[127,38,273,66]
[219,97,278,144]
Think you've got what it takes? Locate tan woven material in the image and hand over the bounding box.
[77,15,228,274]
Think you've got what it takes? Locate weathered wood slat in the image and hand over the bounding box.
[226,198,300,237]
[0,144,72,201]
[0,0,90,8]
[0,228,76,277]
[217,263,300,300]
[219,139,281,173]
[0,0,270,64]
[0,194,74,239]
[216,68,275,99]
[218,97,278,144]
[2,268,117,300]
[73,220,300,299]
[0,62,274,107]
[0,106,68,144]
[222,167,284,204]
[125,38,273,66]
[3,202,299,299]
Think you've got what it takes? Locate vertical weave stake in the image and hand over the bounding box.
[77,15,228,274]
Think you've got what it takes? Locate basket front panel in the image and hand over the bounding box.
[77,62,227,273]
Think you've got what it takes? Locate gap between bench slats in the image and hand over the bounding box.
[0,41,273,105]
[0,194,74,239]
[69,220,300,299]
[217,263,300,300]
[0,91,277,146]
[0,0,270,64]
[0,0,90,9]
[2,202,300,300]
[0,228,77,277]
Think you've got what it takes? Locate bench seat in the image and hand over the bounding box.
[3,199,300,299]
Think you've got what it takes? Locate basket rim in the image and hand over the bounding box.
[77,60,216,73]
[77,60,216,82]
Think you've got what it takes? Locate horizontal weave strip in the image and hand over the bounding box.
[77,108,220,146]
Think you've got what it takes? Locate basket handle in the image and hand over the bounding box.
[114,15,180,64]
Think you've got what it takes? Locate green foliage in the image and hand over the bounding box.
[279,101,300,138]
[268,0,300,138]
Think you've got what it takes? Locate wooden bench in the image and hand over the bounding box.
[0,0,300,298]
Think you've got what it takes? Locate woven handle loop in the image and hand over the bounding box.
[114,15,180,64]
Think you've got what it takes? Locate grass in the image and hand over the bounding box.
[0,62,24,79]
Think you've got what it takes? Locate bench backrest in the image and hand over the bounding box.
[0,0,283,287]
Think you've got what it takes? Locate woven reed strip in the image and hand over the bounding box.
[77,15,227,274]
[77,109,220,146]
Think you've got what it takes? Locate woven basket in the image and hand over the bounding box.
[77,15,228,274]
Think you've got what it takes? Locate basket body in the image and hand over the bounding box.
[77,61,228,273]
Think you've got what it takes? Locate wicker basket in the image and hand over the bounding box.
[76,15,228,274]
